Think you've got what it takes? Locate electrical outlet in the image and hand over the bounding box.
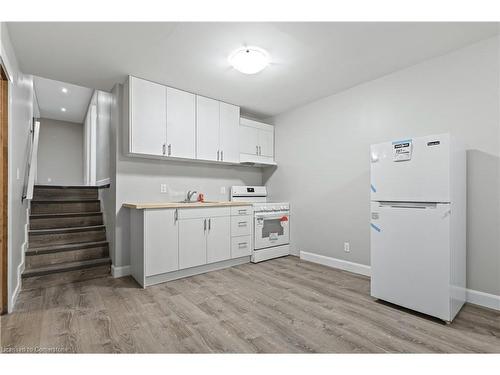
[220,186,226,195]
[47,178,52,183]
[160,184,167,193]
[344,242,350,253]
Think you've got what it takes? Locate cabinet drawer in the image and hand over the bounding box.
[230,206,253,216]
[231,235,252,258]
[231,215,252,237]
[178,207,230,219]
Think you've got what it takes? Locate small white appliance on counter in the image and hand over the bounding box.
[231,186,290,263]
[370,133,466,322]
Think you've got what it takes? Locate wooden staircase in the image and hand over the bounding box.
[22,185,111,289]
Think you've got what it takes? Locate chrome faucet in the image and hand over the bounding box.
[186,190,198,202]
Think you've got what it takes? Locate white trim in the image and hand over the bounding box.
[96,177,111,186]
[299,251,500,311]
[111,264,131,278]
[466,289,500,311]
[300,251,371,277]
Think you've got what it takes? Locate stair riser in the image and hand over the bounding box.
[33,188,98,201]
[30,215,103,230]
[29,230,106,247]
[26,246,109,269]
[31,201,100,214]
[22,264,111,290]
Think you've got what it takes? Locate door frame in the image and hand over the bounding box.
[0,64,8,314]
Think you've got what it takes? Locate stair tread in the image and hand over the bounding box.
[30,212,103,218]
[27,241,109,254]
[22,257,111,277]
[29,224,105,234]
[31,199,100,203]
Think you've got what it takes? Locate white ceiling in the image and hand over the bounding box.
[9,22,498,118]
[33,75,93,123]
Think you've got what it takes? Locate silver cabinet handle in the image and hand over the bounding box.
[204,218,207,232]
[217,150,220,161]
[208,218,211,231]
[258,146,262,155]
[238,209,247,215]
[256,145,259,155]
[162,143,166,155]
[238,242,247,248]
[168,144,172,156]
[221,150,223,161]
[174,208,178,223]
[238,221,247,227]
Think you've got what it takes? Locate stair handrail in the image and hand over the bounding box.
[22,119,40,201]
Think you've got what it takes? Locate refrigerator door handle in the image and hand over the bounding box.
[378,202,438,209]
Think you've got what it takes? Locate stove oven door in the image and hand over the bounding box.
[254,211,290,250]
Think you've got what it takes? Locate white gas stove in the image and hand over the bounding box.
[231,186,290,263]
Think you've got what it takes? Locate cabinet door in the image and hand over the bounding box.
[219,102,240,163]
[129,76,166,156]
[166,87,196,159]
[144,209,178,276]
[196,96,220,161]
[179,218,207,269]
[207,216,231,264]
[259,128,274,157]
[239,125,259,155]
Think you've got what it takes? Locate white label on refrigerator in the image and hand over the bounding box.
[392,140,412,162]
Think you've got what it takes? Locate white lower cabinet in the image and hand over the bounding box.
[129,205,252,287]
[144,209,179,276]
[206,216,231,264]
[178,217,207,269]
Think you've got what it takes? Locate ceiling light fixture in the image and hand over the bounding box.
[61,87,68,93]
[228,46,270,75]
[61,107,67,112]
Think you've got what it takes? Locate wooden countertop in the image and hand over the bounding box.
[122,201,252,209]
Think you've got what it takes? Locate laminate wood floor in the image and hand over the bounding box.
[1,256,499,353]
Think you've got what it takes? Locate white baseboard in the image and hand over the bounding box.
[466,289,500,311]
[299,251,500,311]
[9,256,25,312]
[111,264,131,278]
[300,251,371,277]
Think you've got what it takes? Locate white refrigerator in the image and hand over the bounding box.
[370,133,466,322]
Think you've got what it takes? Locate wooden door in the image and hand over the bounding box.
[0,67,8,314]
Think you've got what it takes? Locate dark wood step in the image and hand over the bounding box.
[22,257,112,278]
[33,185,99,201]
[25,241,109,269]
[21,264,111,290]
[29,225,106,247]
[30,200,101,214]
[29,212,103,230]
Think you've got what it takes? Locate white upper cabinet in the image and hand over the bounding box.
[196,96,220,161]
[127,76,275,167]
[166,87,195,159]
[239,118,275,165]
[219,102,240,163]
[129,76,167,156]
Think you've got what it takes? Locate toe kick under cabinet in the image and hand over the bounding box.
[129,205,253,287]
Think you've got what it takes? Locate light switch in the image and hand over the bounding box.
[160,184,167,193]
[344,242,350,253]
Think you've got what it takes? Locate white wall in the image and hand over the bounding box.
[96,91,112,185]
[264,36,500,296]
[110,83,263,268]
[37,118,84,185]
[1,23,34,311]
